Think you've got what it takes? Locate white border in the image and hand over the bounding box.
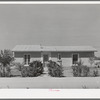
[0,1,99,4]
[0,2,100,99]
[0,89,100,98]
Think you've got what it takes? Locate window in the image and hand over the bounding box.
[24,54,30,65]
[72,54,78,64]
[24,55,27,64]
[58,53,61,60]
[28,55,30,64]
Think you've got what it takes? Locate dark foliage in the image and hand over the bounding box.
[47,60,63,77]
[21,60,43,77]
[0,50,14,77]
[0,65,11,77]
[93,69,99,77]
[0,50,14,67]
[72,60,89,77]
[21,66,28,77]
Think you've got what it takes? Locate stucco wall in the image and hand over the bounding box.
[51,51,94,67]
[14,52,41,63]
[14,58,24,63]
[14,51,95,66]
[14,52,41,58]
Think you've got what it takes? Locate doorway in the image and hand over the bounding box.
[43,54,49,74]
[43,54,49,62]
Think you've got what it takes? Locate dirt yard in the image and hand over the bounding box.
[2,66,99,89]
[0,77,100,89]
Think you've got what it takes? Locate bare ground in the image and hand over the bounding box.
[0,76,100,89]
[3,66,100,89]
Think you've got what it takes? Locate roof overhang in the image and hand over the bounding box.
[12,45,97,52]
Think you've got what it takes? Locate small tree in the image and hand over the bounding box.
[72,59,89,77]
[0,49,14,77]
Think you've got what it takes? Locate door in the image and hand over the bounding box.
[43,54,49,62]
[72,54,78,64]
[43,54,49,69]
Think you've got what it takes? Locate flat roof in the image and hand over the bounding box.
[12,45,97,52]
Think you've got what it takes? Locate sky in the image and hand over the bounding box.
[0,4,100,56]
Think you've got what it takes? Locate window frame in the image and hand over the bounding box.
[23,54,31,65]
[72,53,79,64]
[27,54,31,64]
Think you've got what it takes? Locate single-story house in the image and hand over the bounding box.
[12,45,97,67]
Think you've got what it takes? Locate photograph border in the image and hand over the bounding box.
[0,1,99,99]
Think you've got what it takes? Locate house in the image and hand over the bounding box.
[12,45,97,67]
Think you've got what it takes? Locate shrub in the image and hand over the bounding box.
[81,66,89,77]
[93,68,99,77]
[72,65,80,77]
[72,60,89,77]
[14,62,24,71]
[0,50,14,77]
[0,64,11,77]
[21,60,43,77]
[47,60,63,77]
[21,66,28,77]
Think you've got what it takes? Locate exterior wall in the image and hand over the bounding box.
[14,58,24,63]
[51,51,94,67]
[80,58,90,66]
[51,52,72,66]
[14,52,41,64]
[14,51,95,66]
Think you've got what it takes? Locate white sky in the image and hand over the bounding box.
[0,4,100,56]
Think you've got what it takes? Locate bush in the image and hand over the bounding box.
[47,60,63,77]
[21,66,28,77]
[72,60,89,77]
[0,49,14,77]
[93,69,99,77]
[21,60,43,77]
[0,64,11,77]
[14,62,24,71]
[81,66,90,77]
